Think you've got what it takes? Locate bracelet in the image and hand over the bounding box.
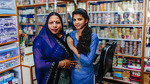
[62,61,66,68]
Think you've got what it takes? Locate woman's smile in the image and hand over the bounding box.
[52,29,58,32]
[75,25,80,28]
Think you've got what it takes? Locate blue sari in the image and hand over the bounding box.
[33,24,72,84]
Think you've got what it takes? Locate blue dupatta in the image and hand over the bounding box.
[33,23,72,84]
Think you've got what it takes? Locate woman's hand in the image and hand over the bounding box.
[58,59,77,69]
[67,36,80,58]
[67,36,74,50]
[64,59,77,69]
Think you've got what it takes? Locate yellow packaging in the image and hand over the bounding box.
[126,28,130,39]
[122,28,126,39]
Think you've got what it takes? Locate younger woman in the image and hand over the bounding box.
[67,8,99,84]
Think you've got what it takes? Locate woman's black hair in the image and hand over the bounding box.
[72,8,92,55]
[46,12,64,35]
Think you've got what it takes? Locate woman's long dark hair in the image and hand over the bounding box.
[45,12,64,35]
[72,8,92,55]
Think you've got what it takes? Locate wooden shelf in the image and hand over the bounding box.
[95,53,142,59]
[19,23,35,25]
[37,23,45,25]
[0,14,17,16]
[114,54,142,58]
[37,14,49,16]
[22,65,35,68]
[98,37,142,42]
[57,1,67,4]
[37,12,66,15]
[103,77,133,84]
[36,13,67,16]
[19,13,34,15]
[57,0,85,1]
[144,57,150,59]
[88,11,143,13]
[33,79,36,81]
[17,1,65,8]
[17,4,36,8]
[25,52,33,56]
[89,24,143,27]
[95,53,141,58]
[144,72,150,74]
[0,56,20,63]
[0,40,18,46]
[113,66,141,72]
[17,3,51,8]
[0,65,20,74]
[58,0,86,3]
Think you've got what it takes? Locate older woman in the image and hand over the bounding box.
[33,12,76,84]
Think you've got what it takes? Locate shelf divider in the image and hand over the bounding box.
[0,14,17,16]
[0,40,19,46]
[103,77,133,84]
[0,56,20,63]
[0,65,20,74]
[114,54,142,58]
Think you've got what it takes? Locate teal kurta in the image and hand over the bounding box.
[69,30,98,84]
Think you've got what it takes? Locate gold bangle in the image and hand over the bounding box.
[62,62,66,68]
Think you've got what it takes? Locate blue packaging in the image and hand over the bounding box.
[0,77,3,84]
[0,17,18,43]
[0,47,18,61]
[114,13,120,24]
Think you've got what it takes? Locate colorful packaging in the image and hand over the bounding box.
[122,71,130,81]
[126,28,130,39]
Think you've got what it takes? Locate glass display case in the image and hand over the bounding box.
[88,0,143,25]
[0,0,16,14]
[17,0,35,6]
[36,5,53,34]
[0,16,18,43]
[0,0,21,83]
[18,7,36,47]
[144,0,150,84]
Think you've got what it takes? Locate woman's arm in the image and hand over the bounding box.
[33,41,58,70]
[67,33,98,65]
[67,36,80,58]
[33,39,75,70]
